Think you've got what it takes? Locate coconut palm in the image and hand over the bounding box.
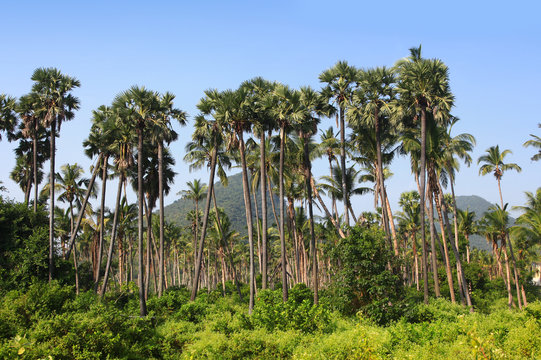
[269,84,304,301]
[113,85,159,316]
[0,94,18,142]
[349,67,397,244]
[478,145,522,209]
[18,93,47,211]
[523,124,541,161]
[457,209,477,264]
[31,67,80,282]
[319,61,358,228]
[395,46,454,303]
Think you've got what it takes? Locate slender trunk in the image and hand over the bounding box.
[33,121,38,212]
[65,153,102,259]
[95,154,109,291]
[252,185,262,274]
[441,179,472,309]
[268,174,280,229]
[260,131,268,289]
[503,244,514,309]
[427,186,441,298]
[238,132,255,313]
[339,105,349,229]
[384,188,399,256]
[191,145,217,301]
[158,142,165,297]
[328,157,338,221]
[419,108,429,303]
[144,199,152,300]
[432,186,455,303]
[310,176,345,238]
[48,121,56,282]
[137,127,147,316]
[100,174,124,298]
[413,232,419,290]
[303,135,318,304]
[25,171,32,205]
[506,233,522,310]
[498,178,504,209]
[375,114,391,245]
[279,124,288,301]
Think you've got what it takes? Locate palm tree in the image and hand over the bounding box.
[31,67,80,282]
[18,93,47,212]
[269,84,304,301]
[396,46,454,303]
[523,123,541,161]
[180,179,207,276]
[114,85,158,316]
[11,133,48,204]
[319,126,340,219]
[319,61,358,228]
[396,191,421,288]
[349,67,397,246]
[153,92,186,297]
[457,209,477,264]
[0,94,18,142]
[478,145,522,209]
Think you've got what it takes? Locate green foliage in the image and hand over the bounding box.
[252,284,333,333]
[326,225,403,324]
[0,197,49,291]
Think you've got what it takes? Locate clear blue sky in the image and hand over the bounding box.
[1,0,540,215]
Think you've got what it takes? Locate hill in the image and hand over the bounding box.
[164,172,279,236]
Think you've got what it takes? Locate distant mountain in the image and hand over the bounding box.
[454,195,515,252]
[164,172,278,236]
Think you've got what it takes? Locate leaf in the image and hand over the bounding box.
[18,347,25,355]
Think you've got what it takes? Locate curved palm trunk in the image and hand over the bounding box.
[191,145,218,301]
[65,153,102,259]
[136,127,147,316]
[303,137,318,304]
[432,187,455,303]
[427,186,441,298]
[419,108,429,303]
[49,120,56,282]
[158,142,165,297]
[279,125,288,301]
[506,233,523,310]
[95,154,109,291]
[238,132,255,313]
[260,131,268,289]
[100,173,124,298]
[375,113,391,246]
[310,176,345,238]
[339,105,349,229]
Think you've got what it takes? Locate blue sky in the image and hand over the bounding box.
[1,0,540,216]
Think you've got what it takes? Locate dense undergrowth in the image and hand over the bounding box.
[1,282,541,359]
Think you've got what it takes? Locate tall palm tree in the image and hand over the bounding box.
[153,92,186,297]
[478,145,522,209]
[395,46,454,303]
[11,133,48,205]
[180,179,207,276]
[31,67,80,282]
[114,85,158,316]
[349,67,397,246]
[523,123,541,161]
[319,126,340,219]
[319,61,358,228]
[269,84,304,301]
[18,93,47,212]
[0,94,18,142]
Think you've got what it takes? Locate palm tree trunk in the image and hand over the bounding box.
[238,132,255,313]
[144,198,152,300]
[136,127,147,316]
[33,122,38,212]
[268,174,281,229]
[375,114,392,245]
[100,174,124,298]
[95,154,109,291]
[191,145,218,301]
[503,244,514,309]
[339,105,349,229]
[419,108,429,303]
[384,188,399,256]
[432,187,455,303]
[49,121,56,283]
[252,185,262,274]
[279,124,288,301]
[506,233,523,310]
[260,131,268,289]
[303,136,318,304]
[158,142,165,297]
[65,153,103,259]
[427,186,441,298]
[25,169,32,205]
[310,176,345,238]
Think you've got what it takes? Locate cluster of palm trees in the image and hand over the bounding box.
[1,47,540,315]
